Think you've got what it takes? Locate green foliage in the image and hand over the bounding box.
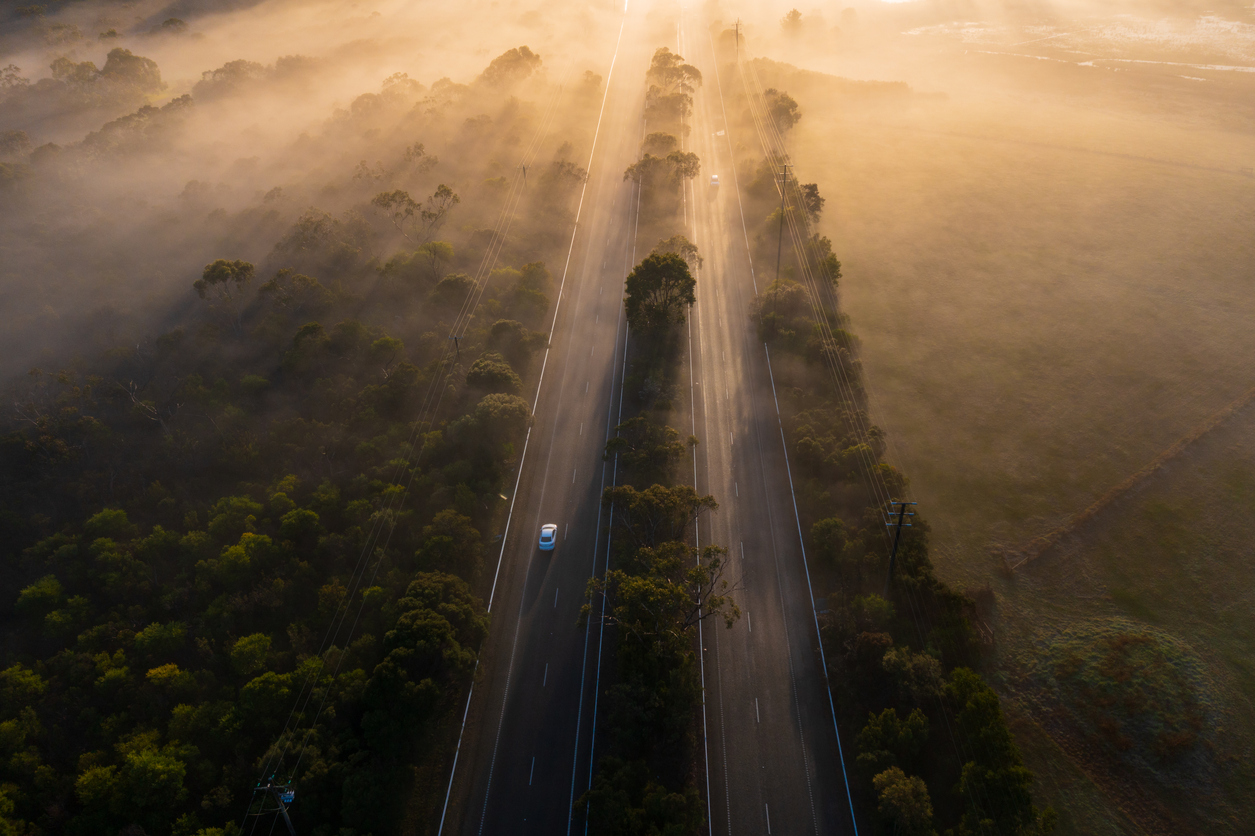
[736,147,1050,832]
[0,38,593,834]
[476,46,542,87]
[84,508,137,541]
[579,757,704,836]
[229,634,271,678]
[430,272,475,308]
[763,87,801,134]
[651,234,702,269]
[373,184,460,243]
[466,351,522,394]
[415,510,483,575]
[604,416,688,483]
[857,707,928,773]
[258,268,330,315]
[644,48,701,125]
[624,253,696,332]
[601,483,717,549]
[363,573,487,753]
[15,575,62,616]
[641,132,678,156]
[486,319,547,370]
[1050,620,1207,764]
[872,766,934,836]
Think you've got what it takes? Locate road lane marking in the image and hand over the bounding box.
[529,757,535,786]
[580,422,583,435]
[735,482,738,497]
[543,664,548,687]
[554,587,559,608]
[762,345,854,833]
[585,381,589,393]
[756,698,760,724]
[565,523,569,539]
[747,611,751,632]
[443,14,628,836]
[572,468,577,483]
[765,804,771,834]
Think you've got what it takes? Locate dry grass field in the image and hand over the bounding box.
[740,8,1255,832]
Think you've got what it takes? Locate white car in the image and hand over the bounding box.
[538,524,557,551]
[710,174,719,187]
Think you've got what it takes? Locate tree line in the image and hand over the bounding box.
[578,224,732,832]
[721,48,1056,836]
[0,38,599,835]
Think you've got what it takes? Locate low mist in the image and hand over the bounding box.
[2,0,1253,833]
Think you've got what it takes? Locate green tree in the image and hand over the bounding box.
[362,573,487,752]
[872,767,934,836]
[15,575,62,617]
[487,319,547,369]
[578,757,704,836]
[230,634,272,678]
[194,259,255,331]
[856,707,928,773]
[430,272,475,308]
[665,150,700,183]
[258,268,329,315]
[624,253,696,332]
[763,88,801,135]
[476,46,542,87]
[416,240,454,282]
[641,132,678,156]
[645,48,702,96]
[99,47,164,93]
[800,183,824,222]
[601,484,717,548]
[466,351,522,394]
[604,417,689,482]
[373,184,459,242]
[416,510,483,576]
[946,667,1053,835]
[586,542,740,642]
[808,233,841,287]
[652,234,702,269]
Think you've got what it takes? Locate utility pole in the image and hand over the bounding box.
[884,500,917,597]
[520,163,527,184]
[246,778,296,836]
[449,334,460,361]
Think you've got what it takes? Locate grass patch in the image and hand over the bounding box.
[1049,620,1211,769]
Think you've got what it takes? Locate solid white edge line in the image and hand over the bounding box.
[764,343,860,836]
[437,10,631,835]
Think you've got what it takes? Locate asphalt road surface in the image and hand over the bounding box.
[440,8,656,834]
[675,9,859,835]
[440,2,859,834]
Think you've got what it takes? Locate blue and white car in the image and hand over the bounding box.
[538,523,557,551]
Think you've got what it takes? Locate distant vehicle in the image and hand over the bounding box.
[710,174,719,187]
[539,523,557,551]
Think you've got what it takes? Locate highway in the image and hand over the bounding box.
[674,7,859,835]
[440,7,654,834]
[440,2,859,834]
